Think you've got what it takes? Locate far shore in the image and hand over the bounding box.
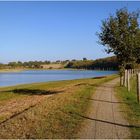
[0,68,69,73]
[0,68,118,73]
[0,69,26,73]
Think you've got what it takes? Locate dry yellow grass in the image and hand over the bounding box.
[0,75,118,139]
[0,69,25,73]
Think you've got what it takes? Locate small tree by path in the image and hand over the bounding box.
[97,8,140,86]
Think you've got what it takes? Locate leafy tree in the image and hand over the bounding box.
[98,8,140,73]
[83,58,87,61]
[0,63,5,69]
[65,56,118,70]
[8,62,18,68]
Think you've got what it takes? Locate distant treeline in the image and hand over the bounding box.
[0,60,68,69]
[0,61,51,69]
[65,56,119,70]
[0,56,119,70]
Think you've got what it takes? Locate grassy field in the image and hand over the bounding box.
[0,75,118,139]
[116,76,140,139]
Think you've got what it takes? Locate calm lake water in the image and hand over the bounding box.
[0,70,118,87]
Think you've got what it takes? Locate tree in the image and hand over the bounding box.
[8,62,18,68]
[83,58,87,61]
[98,8,140,84]
[134,30,140,64]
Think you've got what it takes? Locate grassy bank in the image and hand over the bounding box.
[116,76,140,138]
[0,69,25,73]
[0,75,118,139]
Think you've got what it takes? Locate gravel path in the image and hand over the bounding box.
[78,78,131,139]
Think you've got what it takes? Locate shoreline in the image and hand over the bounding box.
[0,69,25,73]
[0,68,118,73]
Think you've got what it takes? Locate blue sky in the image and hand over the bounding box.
[0,1,139,63]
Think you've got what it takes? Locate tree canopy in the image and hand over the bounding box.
[98,8,140,71]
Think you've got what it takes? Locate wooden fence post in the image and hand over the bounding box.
[137,73,140,103]
[120,75,123,86]
[127,70,130,91]
[124,70,127,87]
[129,69,131,79]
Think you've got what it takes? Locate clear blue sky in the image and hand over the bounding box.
[0,1,139,63]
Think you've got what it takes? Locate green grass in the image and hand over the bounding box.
[61,86,94,138]
[34,86,95,139]
[0,91,27,102]
[0,74,118,139]
[0,74,118,102]
[116,76,140,139]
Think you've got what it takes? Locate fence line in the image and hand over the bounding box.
[121,69,140,104]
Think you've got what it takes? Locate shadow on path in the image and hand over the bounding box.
[62,110,140,129]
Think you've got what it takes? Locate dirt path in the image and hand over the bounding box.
[77,78,131,139]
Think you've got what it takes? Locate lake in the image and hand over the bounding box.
[0,70,118,87]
